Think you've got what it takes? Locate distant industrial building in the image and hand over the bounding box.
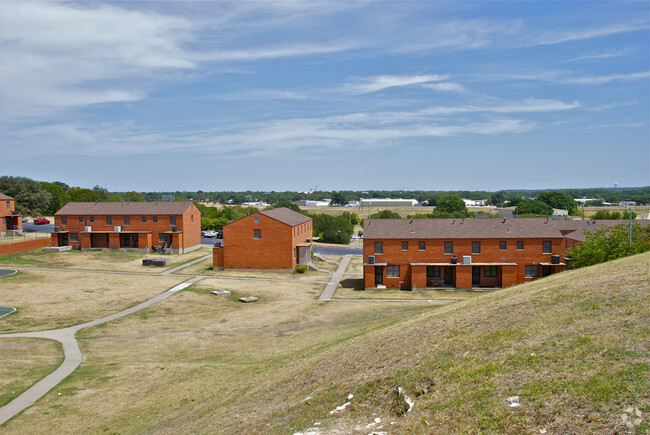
[359,198,418,207]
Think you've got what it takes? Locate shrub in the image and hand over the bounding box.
[293,265,307,274]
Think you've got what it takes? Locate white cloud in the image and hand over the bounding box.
[0,2,197,118]
[342,74,449,94]
[564,48,633,62]
[531,22,649,46]
[558,71,649,85]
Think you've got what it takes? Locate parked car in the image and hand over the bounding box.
[217,230,223,239]
[203,230,217,238]
[22,217,28,223]
[34,218,50,225]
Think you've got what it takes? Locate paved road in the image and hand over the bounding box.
[314,245,362,256]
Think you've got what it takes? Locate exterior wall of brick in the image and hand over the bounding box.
[364,236,566,290]
[0,237,52,255]
[220,212,312,270]
[1,197,22,234]
[52,203,201,253]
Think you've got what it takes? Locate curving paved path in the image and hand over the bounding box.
[0,275,204,426]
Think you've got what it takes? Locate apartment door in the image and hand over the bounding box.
[444,266,454,286]
[374,266,384,286]
[472,266,480,287]
[60,233,68,246]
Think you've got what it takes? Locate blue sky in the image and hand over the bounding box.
[1,1,648,192]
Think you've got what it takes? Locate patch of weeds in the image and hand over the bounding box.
[0,253,45,264]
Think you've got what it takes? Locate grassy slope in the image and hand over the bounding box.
[192,252,649,434]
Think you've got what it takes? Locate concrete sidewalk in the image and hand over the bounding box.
[319,254,352,301]
[0,276,205,426]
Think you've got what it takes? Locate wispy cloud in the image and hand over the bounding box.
[558,71,649,85]
[342,74,451,94]
[530,21,649,46]
[564,48,633,62]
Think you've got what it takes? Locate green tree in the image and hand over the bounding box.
[269,200,302,213]
[369,209,402,219]
[124,191,144,202]
[40,181,71,215]
[311,214,354,244]
[432,195,468,218]
[341,211,360,225]
[331,191,346,206]
[69,187,98,202]
[0,176,51,216]
[514,200,554,216]
[566,222,650,268]
[537,191,577,214]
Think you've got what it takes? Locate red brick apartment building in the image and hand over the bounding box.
[0,193,22,235]
[363,218,649,290]
[213,207,313,270]
[51,201,201,253]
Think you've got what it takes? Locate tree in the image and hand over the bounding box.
[40,181,71,215]
[566,222,650,268]
[311,214,354,244]
[369,209,402,219]
[537,191,577,214]
[269,200,302,213]
[432,195,468,218]
[0,176,51,216]
[341,211,360,225]
[488,192,506,206]
[123,191,144,202]
[514,200,553,216]
[330,191,346,206]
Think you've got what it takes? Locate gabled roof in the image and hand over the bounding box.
[55,201,194,216]
[363,218,649,240]
[0,193,14,201]
[259,207,311,226]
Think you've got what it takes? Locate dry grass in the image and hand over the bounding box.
[0,270,185,332]
[175,256,333,282]
[0,338,63,407]
[1,274,436,433]
[0,248,211,273]
[2,252,648,433]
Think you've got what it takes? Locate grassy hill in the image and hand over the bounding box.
[204,252,649,434]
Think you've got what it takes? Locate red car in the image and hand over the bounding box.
[34,218,50,225]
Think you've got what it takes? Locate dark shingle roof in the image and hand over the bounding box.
[55,201,194,216]
[0,193,14,200]
[260,207,311,226]
[363,218,649,240]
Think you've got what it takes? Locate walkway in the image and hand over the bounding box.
[319,254,352,301]
[0,272,205,426]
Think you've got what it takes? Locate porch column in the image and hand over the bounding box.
[410,264,427,290]
[456,264,473,289]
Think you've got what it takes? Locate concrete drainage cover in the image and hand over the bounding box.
[238,296,258,303]
[211,290,231,296]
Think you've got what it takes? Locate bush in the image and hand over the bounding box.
[293,265,307,274]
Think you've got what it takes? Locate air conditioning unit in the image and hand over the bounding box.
[368,255,375,265]
[114,226,122,232]
[551,255,560,264]
[53,226,60,232]
[463,255,472,264]
[171,225,178,232]
[84,226,92,232]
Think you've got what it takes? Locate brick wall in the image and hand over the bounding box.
[221,212,312,270]
[53,206,201,252]
[364,237,565,289]
[0,237,52,256]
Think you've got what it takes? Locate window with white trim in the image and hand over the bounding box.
[374,241,383,254]
[543,240,552,254]
[444,241,453,254]
[419,241,426,251]
[472,241,481,254]
[401,241,408,251]
[254,229,261,239]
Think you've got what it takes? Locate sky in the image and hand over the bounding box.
[1,1,648,193]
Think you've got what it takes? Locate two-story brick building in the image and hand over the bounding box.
[51,201,201,253]
[363,218,648,290]
[213,207,313,270]
[0,193,22,236]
